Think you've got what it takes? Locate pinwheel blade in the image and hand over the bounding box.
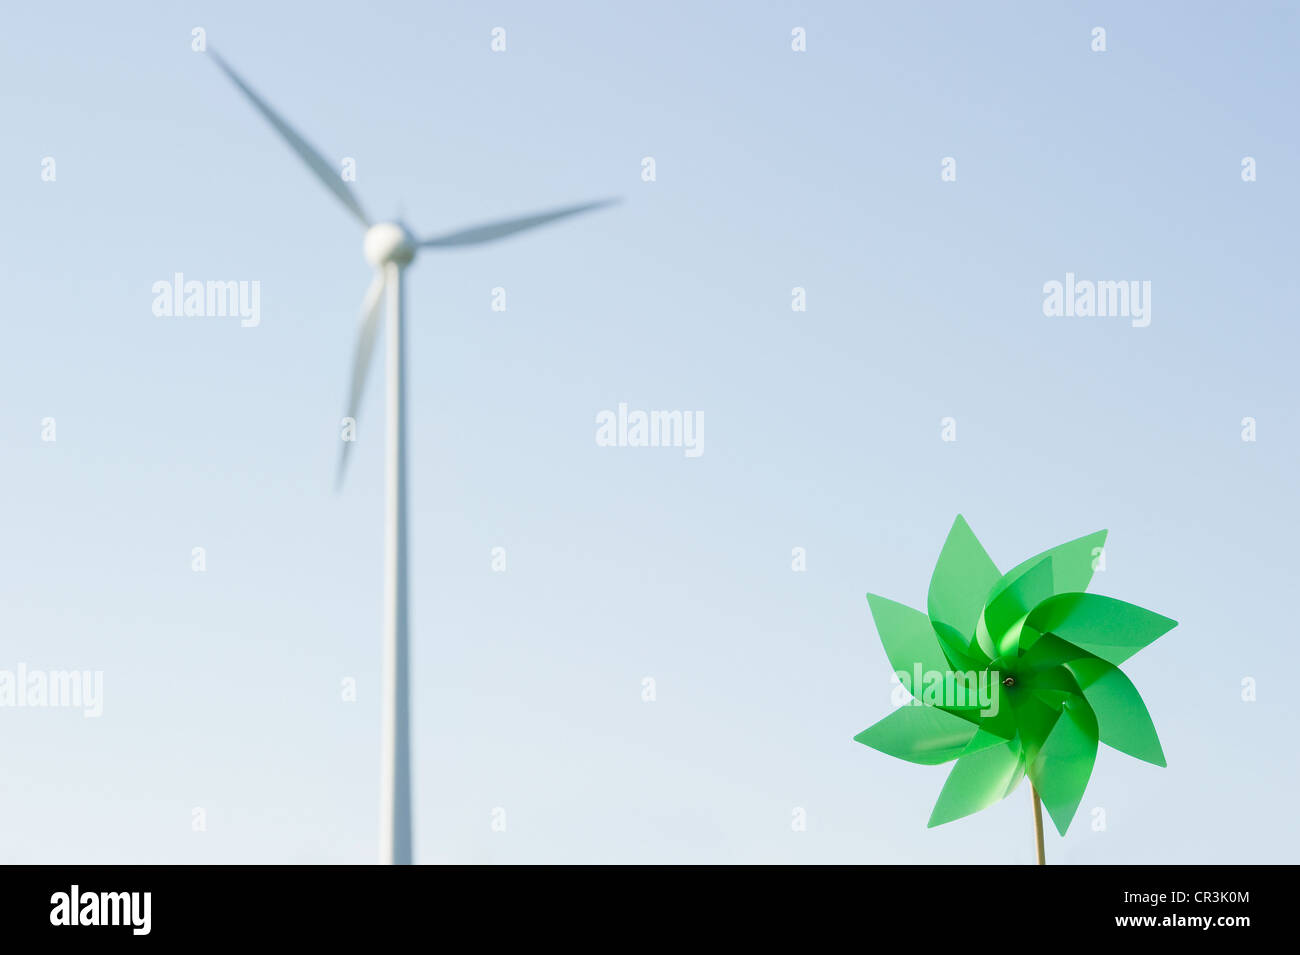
[854,705,978,766]
[961,727,1016,757]
[1027,593,1177,666]
[927,735,1024,828]
[1016,632,1090,674]
[337,272,386,486]
[1019,665,1083,699]
[866,594,958,701]
[419,198,619,248]
[981,556,1055,659]
[1028,696,1099,835]
[1006,688,1066,764]
[209,50,370,227]
[1066,657,1167,766]
[927,515,1001,654]
[997,528,1108,599]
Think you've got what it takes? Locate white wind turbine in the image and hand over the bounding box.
[208,50,617,865]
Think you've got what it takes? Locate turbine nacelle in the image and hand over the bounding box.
[364,222,417,267]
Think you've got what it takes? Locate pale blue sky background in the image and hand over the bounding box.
[1,1,1296,863]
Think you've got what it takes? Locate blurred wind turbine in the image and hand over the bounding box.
[208,49,618,865]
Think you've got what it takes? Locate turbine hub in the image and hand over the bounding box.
[364,222,416,267]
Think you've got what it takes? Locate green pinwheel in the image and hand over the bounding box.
[854,515,1175,861]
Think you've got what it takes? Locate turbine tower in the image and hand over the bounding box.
[208,50,617,865]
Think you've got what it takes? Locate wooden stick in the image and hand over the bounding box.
[1031,783,1046,865]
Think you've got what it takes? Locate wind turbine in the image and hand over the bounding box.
[208,50,617,865]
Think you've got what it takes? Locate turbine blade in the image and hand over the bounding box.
[209,49,370,227]
[337,272,387,487]
[419,198,619,248]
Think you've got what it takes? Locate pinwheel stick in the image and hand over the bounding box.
[1031,783,1046,865]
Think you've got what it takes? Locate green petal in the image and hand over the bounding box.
[866,594,954,698]
[1017,632,1090,675]
[1019,664,1084,698]
[996,528,1108,600]
[938,634,991,674]
[1065,657,1166,767]
[961,726,1013,756]
[977,694,1019,742]
[1028,696,1099,835]
[1027,593,1177,666]
[1005,683,1065,762]
[853,704,980,765]
[927,515,1001,652]
[981,556,1055,659]
[927,734,1025,827]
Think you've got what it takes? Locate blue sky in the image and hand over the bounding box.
[1,1,1296,863]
